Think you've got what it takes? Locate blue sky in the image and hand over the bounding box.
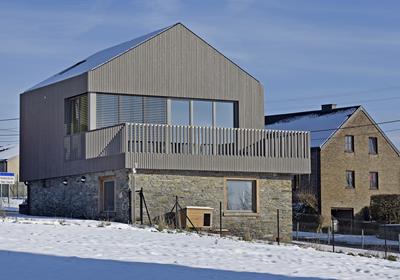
[1,0,400,147]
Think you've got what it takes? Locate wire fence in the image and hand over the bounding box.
[293,213,400,257]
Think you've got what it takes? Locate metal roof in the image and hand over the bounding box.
[265,106,359,148]
[27,24,175,92]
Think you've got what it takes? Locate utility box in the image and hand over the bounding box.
[180,206,213,229]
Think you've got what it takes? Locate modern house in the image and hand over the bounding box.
[266,104,400,226]
[20,23,310,240]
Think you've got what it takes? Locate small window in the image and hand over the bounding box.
[345,135,354,153]
[203,213,211,227]
[226,179,257,212]
[346,170,355,188]
[100,179,115,212]
[369,137,378,155]
[369,172,379,189]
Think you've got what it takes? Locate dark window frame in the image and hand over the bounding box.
[369,172,379,189]
[346,170,355,188]
[368,137,378,155]
[344,135,354,153]
[99,177,116,213]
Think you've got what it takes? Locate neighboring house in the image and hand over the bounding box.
[20,23,310,240]
[0,144,26,198]
[265,104,400,226]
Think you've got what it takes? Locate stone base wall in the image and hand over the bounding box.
[29,169,130,223]
[29,169,292,241]
[134,170,292,241]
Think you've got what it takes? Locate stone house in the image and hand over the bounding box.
[20,23,311,240]
[265,104,400,226]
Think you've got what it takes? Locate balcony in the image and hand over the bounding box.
[64,123,310,174]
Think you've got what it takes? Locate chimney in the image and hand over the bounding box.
[321,104,337,112]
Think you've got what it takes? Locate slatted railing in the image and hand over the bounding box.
[64,123,310,173]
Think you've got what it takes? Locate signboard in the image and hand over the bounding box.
[0,172,15,184]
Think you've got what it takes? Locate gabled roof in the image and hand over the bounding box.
[265,106,359,148]
[26,24,176,92]
[0,144,19,161]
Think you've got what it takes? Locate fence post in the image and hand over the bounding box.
[219,201,223,238]
[384,224,387,259]
[398,233,400,253]
[331,218,335,253]
[175,196,181,230]
[140,188,143,225]
[361,229,364,250]
[276,209,280,245]
[296,221,299,241]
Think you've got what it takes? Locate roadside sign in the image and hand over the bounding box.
[0,172,15,184]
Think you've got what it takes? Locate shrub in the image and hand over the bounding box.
[370,195,400,224]
[387,255,398,261]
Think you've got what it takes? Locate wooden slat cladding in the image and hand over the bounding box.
[20,74,88,181]
[88,24,264,129]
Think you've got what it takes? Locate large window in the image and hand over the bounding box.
[96,94,167,129]
[344,135,354,153]
[65,94,88,135]
[346,170,355,188]
[226,179,257,212]
[369,172,379,189]
[100,178,115,212]
[369,137,378,155]
[92,93,237,130]
[170,98,237,128]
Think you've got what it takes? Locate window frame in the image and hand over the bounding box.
[369,172,379,190]
[64,94,89,135]
[344,135,354,153]
[224,178,259,216]
[368,137,378,155]
[345,170,355,188]
[99,176,116,213]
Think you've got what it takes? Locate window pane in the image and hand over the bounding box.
[215,102,235,128]
[143,96,167,124]
[193,100,212,127]
[346,171,355,188]
[370,172,378,189]
[103,181,115,211]
[171,99,190,125]
[119,95,143,123]
[227,180,255,211]
[79,95,88,132]
[345,135,354,152]
[369,137,378,154]
[96,94,119,128]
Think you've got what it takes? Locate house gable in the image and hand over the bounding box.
[88,23,264,129]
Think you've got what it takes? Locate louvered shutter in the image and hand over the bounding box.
[96,94,119,128]
[143,96,167,124]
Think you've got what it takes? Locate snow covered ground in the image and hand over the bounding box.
[0,216,399,280]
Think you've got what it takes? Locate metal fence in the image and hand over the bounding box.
[293,213,400,256]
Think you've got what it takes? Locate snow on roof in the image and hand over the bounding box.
[265,107,359,148]
[27,24,174,92]
[0,144,19,161]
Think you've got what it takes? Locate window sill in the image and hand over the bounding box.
[223,211,260,217]
[369,188,379,191]
[345,187,355,190]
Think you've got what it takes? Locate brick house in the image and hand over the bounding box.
[265,104,400,226]
[20,23,310,240]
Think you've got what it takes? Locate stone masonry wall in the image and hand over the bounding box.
[134,170,292,241]
[29,169,130,222]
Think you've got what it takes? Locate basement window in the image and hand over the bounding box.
[226,179,257,212]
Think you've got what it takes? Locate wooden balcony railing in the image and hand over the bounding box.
[64,123,311,174]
